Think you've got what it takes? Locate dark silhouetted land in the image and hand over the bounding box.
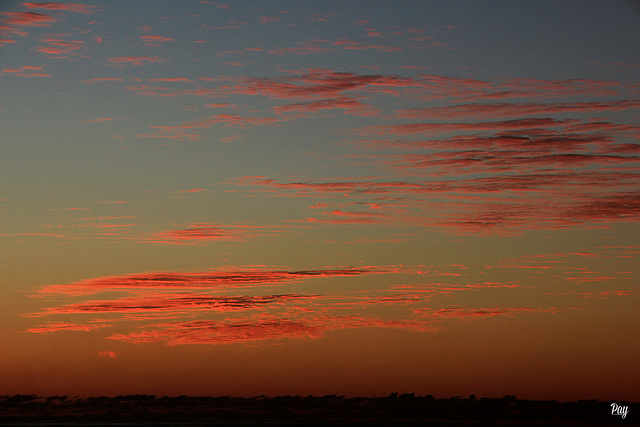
[0,393,636,426]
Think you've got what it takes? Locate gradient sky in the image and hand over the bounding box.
[1,0,639,401]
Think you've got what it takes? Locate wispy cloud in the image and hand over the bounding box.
[0,11,56,27]
[82,77,126,84]
[26,321,111,333]
[107,56,165,66]
[1,65,51,77]
[25,260,590,346]
[416,307,554,319]
[238,162,639,233]
[34,267,385,296]
[274,96,380,116]
[144,225,241,244]
[35,293,317,315]
[79,117,116,123]
[140,35,174,47]
[108,319,323,345]
[397,100,640,120]
[23,2,97,15]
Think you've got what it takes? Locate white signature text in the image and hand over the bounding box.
[611,402,628,419]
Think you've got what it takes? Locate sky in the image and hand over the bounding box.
[1,0,639,402]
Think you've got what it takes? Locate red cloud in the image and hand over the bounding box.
[23,2,97,14]
[563,193,640,222]
[397,100,640,120]
[140,114,285,140]
[36,293,316,315]
[358,118,577,136]
[89,70,639,109]
[26,321,111,333]
[0,11,56,26]
[0,232,65,238]
[301,210,389,225]
[146,225,239,244]
[239,163,639,233]
[417,307,550,319]
[140,35,173,42]
[234,70,415,100]
[96,350,118,358]
[161,114,281,130]
[237,176,424,196]
[0,38,17,47]
[108,319,323,345]
[274,96,380,116]
[106,314,443,346]
[501,77,621,98]
[35,268,385,296]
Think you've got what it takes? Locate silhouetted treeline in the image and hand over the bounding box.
[0,393,636,425]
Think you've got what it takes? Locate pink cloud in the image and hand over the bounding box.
[122,70,630,107]
[274,96,380,116]
[107,56,165,66]
[218,70,631,107]
[79,117,115,123]
[267,40,333,55]
[147,77,193,83]
[140,35,175,46]
[332,39,403,52]
[1,65,51,77]
[259,16,281,24]
[35,37,86,57]
[23,2,97,14]
[82,77,126,84]
[96,350,118,358]
[204,103,237,108]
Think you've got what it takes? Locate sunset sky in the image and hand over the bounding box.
[1,0,639,402]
